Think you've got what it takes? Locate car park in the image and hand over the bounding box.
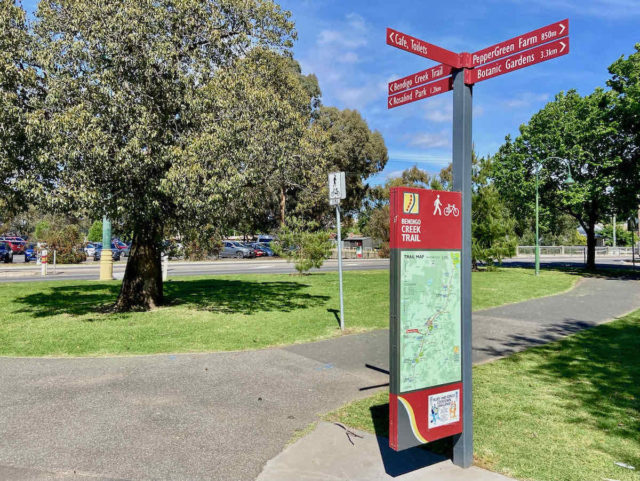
[0,241,14,263]
[219,241,255,259]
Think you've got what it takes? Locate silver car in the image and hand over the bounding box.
[219,241,255,259]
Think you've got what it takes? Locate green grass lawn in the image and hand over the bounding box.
[0,268,577,357]
[326,312,640,481]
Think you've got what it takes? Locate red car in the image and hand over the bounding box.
[0,237,26,254]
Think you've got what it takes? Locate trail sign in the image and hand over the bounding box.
[465,37,569,84]
[387,28,462,68]
[387,19,570,468]
[470,19,568,67]
[389,187,463,450]
[388,76,453,109]
[388,64,453,95]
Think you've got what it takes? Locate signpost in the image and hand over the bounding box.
[329,172,346,330]
[388,76,453,109]
[389,187,463,450]
[469,19,568,67]
[387,28,462,68]
[386,19,570,468]
[465,38,569,84]
[388,64,453,95]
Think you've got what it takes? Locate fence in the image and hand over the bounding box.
[516,246,638,256]
[329,248,380,260]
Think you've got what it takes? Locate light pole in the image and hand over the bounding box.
[535,157,575,276]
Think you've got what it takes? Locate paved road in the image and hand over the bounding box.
[3,254,638,283]
[0,258,389,283]
[1,276,639,480]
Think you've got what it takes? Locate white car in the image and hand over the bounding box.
[84,243,98,257]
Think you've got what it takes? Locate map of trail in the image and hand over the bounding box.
[400,250,461,392]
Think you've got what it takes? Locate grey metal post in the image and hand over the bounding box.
[336,205,345,330]
[452,67,473,468]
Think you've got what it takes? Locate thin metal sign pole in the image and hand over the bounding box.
[336,204,345,330]
[452,67,473,468]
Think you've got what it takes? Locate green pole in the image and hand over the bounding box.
[102,215,111,248]
[535,168,540,276]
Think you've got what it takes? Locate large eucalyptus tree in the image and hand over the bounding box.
[33,0,296,310]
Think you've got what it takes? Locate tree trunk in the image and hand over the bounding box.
[586,225,597,270]
[279,186,286,227]
[114,225,163,312]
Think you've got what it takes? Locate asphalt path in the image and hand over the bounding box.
[1,275,639,480]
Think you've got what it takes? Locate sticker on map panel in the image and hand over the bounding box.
[428,389,460,429]
[403,192,419,214]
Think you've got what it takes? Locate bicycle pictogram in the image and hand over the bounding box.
[444,203,459,217]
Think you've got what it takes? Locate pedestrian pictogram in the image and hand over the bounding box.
[433,194,442,215]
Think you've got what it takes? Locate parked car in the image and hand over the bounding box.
[113,240,130,256]
[0,237,26,254]
[219,241,255,259]
[84,243,98,257]
[24,244,38,262]
[251,243,274,257]
[257,235,274,245]
[93,243,121,261]
[0,242,13,263]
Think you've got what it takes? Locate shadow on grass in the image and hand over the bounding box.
[522,318,640,449]
[14,278,330,318]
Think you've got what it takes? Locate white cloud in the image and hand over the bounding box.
[337,52,359,64]
[422,97,453,123]
[502,92,550,108]
[409,131,450,149]
[346,13,367,32]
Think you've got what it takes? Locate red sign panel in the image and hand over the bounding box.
[465,37,569,84]
[389,187,461,249]
[470,19,568,67]
[388,64,453,95]
[388,77,453,109]
[390,382,463,451]
[387,28,462,68]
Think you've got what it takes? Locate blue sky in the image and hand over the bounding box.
[274,0,640,185]
[21,0,640,186]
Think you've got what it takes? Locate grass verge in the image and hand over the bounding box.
[0,268,577,357]
[326,311,640,481]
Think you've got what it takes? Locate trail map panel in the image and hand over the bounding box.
[400,250,461,392]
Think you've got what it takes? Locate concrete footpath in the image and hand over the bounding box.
[257,422,513,481]
[0,276,639,480]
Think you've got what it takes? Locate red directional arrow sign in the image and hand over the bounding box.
[387,28,462,68]
[465,37,569,84]
[388,64,454,95]
[470,19,568,67]
[388,76,453,109]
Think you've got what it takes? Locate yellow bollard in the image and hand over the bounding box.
[99,249,113,280]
